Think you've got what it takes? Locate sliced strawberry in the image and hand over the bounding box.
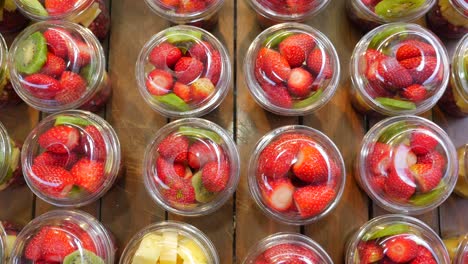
[40,53,66,78]
[279,33,316,68]
[149,42,182,69]
[163,177,196,205]
[45,0,76,15]
[377,57,413,90]
[358,241,384,263]
[44,28,71,59]
[410,163,443,193]
[146,69,174,96]
[22,73,63,99]
[396,43,424,61]
[38,125,80,154]
[201,161,230,193]
[178,0,206,13]
[173,82,192,103]
[383,235,418,263]
[367,142,392,177]
[292,144,329,184]
[261,48,291,84]
[71,158,105,193]
[160,0,179,7]
[293,185,336,218]
[156,157,190,184]
[191,78,215,103]
[287,67,314,98]
[410,130,438,155]
[384,167,416,201]
[260,177,294,212]
[34,151,78,168]
[25,227,49,260]
[157,133,189,163]
[257,136,299,179]
[307,48,333,79]
[187,140,221,170]
[55,71,87,104]
[409,56,440,84]
[401,84,428,103]
[204,50,222,85]
[174,57,204,85]
[417,150,445,170]
[42,228,77,262]
[261,83,293,108]
[30,165,74,197]
[417,245,434,259]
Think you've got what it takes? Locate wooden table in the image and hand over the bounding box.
[1,0,467,262]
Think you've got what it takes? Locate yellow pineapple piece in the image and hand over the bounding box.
[160,232,178,264]
[177,237,208,264]
[131,234,162,264]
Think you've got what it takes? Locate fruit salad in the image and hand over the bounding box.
[13,0,110,40]
[136,26,231,118]
[247,0,330,28]
[0,122,22,191]
[347,0,436,32]
[355,115,458,214]
[444,234,468,264]
[438,34,468,117]
[244,23,340,116]
[346,215,451,263]
[22,110,121,207]
[454,144,468,198]
[0,221,21,262]
[350,23,450,116]
[120,221,218,264]
[0,33,22,108]
[427,0,468,39]
[248,125,345,225]
[144,118,239,216]
[144,0,224,30]
[10,210,116,263]
[8,21,111,113]
[242,233,333,264]
[0,0,29,33]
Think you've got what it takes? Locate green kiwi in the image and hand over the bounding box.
[67,186,83,199]
[362,223,411,241]
[15,31,48,75]
[63,249,105,264]
[375,0,425,19]
[293,88,323,109]
[153,94,190,112]
[410,181,446,206]
[55,116,92,127]
[165,29,202,44]
[178,126,222,144]
[80,64,93,83]
[192,171,216,203]
[263,31,294,48]
[378,121,410,144]
[19,0,48,16]
[375,97,417,110]
[369,25,407,50]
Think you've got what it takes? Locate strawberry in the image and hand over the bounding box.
[254,256,268,264]
[22,73,63,99]
[34,151,78,168]
[157,133,189,163]
[188,140,220,170]
[417,150,445,170]
[40,53,66,78]
[401,84,427,103]
[399,40,436,58]
[384,167,416,201]
[286,0,312,13]
[279,33,316,68]
[30,165,74,197]
[417,245,434,259]
[369,174,387,193]
[146,69,174,96]
[38,125,80,154]
[163,177,196,205]
[366,49,387,64]
[410,255,437,264]
[263,244,318,263]
[381,258,399,264]
[204,50,222,85]
[25,227,49,260]
[173,82,192,103]
[257,136,299,179]
[293,185,336,218]
[174,57,204,84]
[44,28,70,59]
[178,0,206,13]
[254,47,269,85]
[409,56,440,84]
[358,241,384,263]
[399,56,422,70]
[156,157,191,184]
[55,71,87,104]
[149,42,182,69]
[396,43,425,61]
[410,163,443,193]
[79,231,97,253]
[160,0,179,7]
[188,41,214,63]
[42,228,77,262]
[201,161,230,192]
[71,158,105,193]
[307,48,333,79]
[44,0,76,16]
[287,67,314,98]
[260,177,294,212]
[365,50,391,97]
[86,0,110,41]
[261,48,291,83]
[383,235,418,263]
[191,78,215,102]
[292,144,329,184]
[81,125,107,160]
[261,83,293,108]
[367,142,392,177]
[410,131,438,155]
[377,57,413,90]
[68,40,92,67]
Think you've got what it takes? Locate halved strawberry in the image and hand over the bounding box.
[292,144,329,184]
[410,130,438,155]
[156,157,191,184]
[367,142,392,177]
[55,71,87,104]
[163,176,196,205]
[383,235,418,263]
[149,42,182,69]
[410,255,437,264]
[261,83,293,108]
[30,165,74,197]
[417,245,434,259]
[38,125,80,154]
[287,67,314,98]
[260,177,294,212]
[40,53,66,78]
[293,185,335,218]
[34,151,78,168]
[42,228,77,262]
[204,50,222,86]
[279,33,316,68]
[187,140,221,170]
[71,158,105,193]
[22,73,63,99]
[358,241,384,263]
[257,136,299,179]
[400,56,440,84]
[261,48,291,84]
[173,82,192,103]
[377,57,413,90]
[307,48,332,79]
[146,69,174,96]
[401,84,427,103]
[174,57,204,85]
[44,28,71,59]
[191,78,215,103]
[384,167,416,201]
[417,150,445,170]
[45,0,76,16]
[157,133,189,163]
[410,163,443,193]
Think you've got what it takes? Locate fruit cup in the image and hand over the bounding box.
[0,221,22,262]
[242,232,333,264]
[8,20,111,113]
[246,0,331,28]
[0,121,21,191]
[346,214,451,263]
[143,118,240,216]
[454,144,468,198]
[248,125,346,225]
[13,0,110,41]
[136,25,231,118]
[350,23,450,116]
[355,115,458,215]
[144,0,224,30]
[21,110,121,207]
[0,0,29,34]
[444,234,468,264]
[244,23,340,116]
[0,33,22,108]
[119,221,219,264]
[438,34,468,117]
[427,0,468,39]
[10,209,116,263]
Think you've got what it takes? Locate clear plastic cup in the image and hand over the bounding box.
[438,34,468,117]
[427,0,468,39]
[0,1,29,34]
[21,110,121,207]
[350,23,450,116]
[347,0,436,32]
[14,0,110,40]
[244,23,340,116]
[144,0,224,30]
[119,221,219,264]
[0,33,22,108]
[346,214,450,264]
[454,144,468,198]
[10,209,115,263]
[242,232,333,264]
[0,121,22,191]
[444,234,468,264]
[248,125,346,225]
[355,115,458,215]
[136,25,231,118]
[8,21,111,113]
[0,221,22,262]
[143,118,240,216]
[247,0,331,28]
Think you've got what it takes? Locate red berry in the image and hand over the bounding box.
[71,158,105,193]
[287,67,314,98]
[261,48,291,84]
[410,163,443,193]
[358,241,384,263]
[292,144,329,184]
[279,33,316,68]
[163,177,196,205]
[263,244,318,263]
[55,71,88,104]
[45,0,76,15]
[384,167,416,201]
[38,125,80,154]
[400,56,441,84]
[178,0,206,13]
[25,227,48,260]
[81,125,107,161]
[34,151,78,168]
[204,50,222,86]
[44,28,70,59]
[79,231,97,253]
[191,78,215,103]
[410,255,437,264]
[293,185,336,218]
[377,57,413,90]
[366,142,392,177]
[42,228,77,262]
[30,165,74,197]
[384,235,419,263]
[417,245,434,259]
[396,43,424,61]
[40,53,66,78]
[410,130,438,155]
[261,83,293,108]
[417,150,445,170]
[160,0,179,7]
[149,42,183,69]
[187,140,221,170]
[257,136,299,179]
[188,41,213,63]
[173,82,192,103]
[201,161,230,193]
[174,57,204,85]
[157,133,189,163]
[401,84,428,103]
[260,177,295,212]
[156,157,190,184]
[68,40,92,67]
[22,73,63,99]
[145,69,174,96]
[307,48,333,79]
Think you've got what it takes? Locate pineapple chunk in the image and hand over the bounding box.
[71,2,101,28]
[160,232,178,264]
[132,234,162,264]
[5,235,16,257]
[178,238,208,264]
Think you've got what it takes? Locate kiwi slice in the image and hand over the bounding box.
[67,186,83,199]
[55,115,92,127]
[165,29,202,44]
[378,121,410,143]
[362,223,411,241]
[263,31,294,48]
[15,31,48,75]
[375,97,417,110]
[293,89,323,109]
[80,64,93,83]
[369,25,407,50]
[192,171,216,203]
[410,181,446,206]
[375,0,425,19]
[63,249,105,264]
[154,94,190,112]
[19,0,48,16]
[178,126,222,144]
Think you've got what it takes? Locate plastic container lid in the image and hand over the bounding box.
[354,0,436,23]
[449,0,468,18]
[346,214,450,263]
[244,23,340,116]
[248,0,331,21]
[451,34,468,105]
[10,209,115,264]
[119,221,219,264]
[143,118,240,216]
[0,122,12,187]
[454,234,468,264]
[248,125,346,225]
[22,110,121,207]
[8,21,106,112]
[136,25,231,118]
[350,23,450,116]
[144,0,225,24]
[356,115,458,215]
[14,0,95,20]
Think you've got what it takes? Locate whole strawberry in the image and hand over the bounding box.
[263,243,319,263]
[261,48,291,84]
[201,161,230,193]
[358,241,384,263]
[40,53,66,78]
[157,133,189,163]
[384,168,416,201]
[279,33,316,68]
[31,164,74,197]
[71,158,105,193]
[187,140,221,170]
[55,71,88,104]
[293,185,336,218]
[377,57,413,90]
[22,74,63,100]
[38,125,80,154]
[261,83,293,108]
[307,48,333,79]
[292,144,329,184]
[163,177,196,205]
[174,57,204,85]
[410,131,438,155]
[42,227,77,262]
[410,163,442,193]
[401,84,427,103]
[156,157,190,184]
[257,136,299,179]
[149,42,182,69]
